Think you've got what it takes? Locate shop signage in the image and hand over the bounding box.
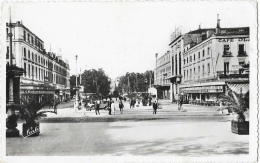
[180,85,223,93]
[21,89,54,94]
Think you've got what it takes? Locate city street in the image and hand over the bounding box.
[6,100,249,157]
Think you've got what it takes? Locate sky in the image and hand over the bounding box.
[5,1,256,79]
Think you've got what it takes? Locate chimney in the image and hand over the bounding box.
[21,20,23,24]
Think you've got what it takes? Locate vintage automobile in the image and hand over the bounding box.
[99,100,110,110]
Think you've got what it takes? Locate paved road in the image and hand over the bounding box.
[6,99,249,157]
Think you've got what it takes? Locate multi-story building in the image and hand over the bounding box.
[154,17,249,102]
[154,51,172,99]
[180,25,249,102]
[6,21,70,103]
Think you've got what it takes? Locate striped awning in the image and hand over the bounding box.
[227,83,249,94]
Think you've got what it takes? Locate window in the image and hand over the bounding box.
[203,50,205,57]
[194,54,195,61]
[28,65,30,77]
[187,70,189,79]
[238,44,245,55]
[24,48,26,58]
[187,57,188,64]
[190,56,192,62]
[208,63,210,73]
[224,44,230,54]
[198,52,200,59]
[24,30,26,41]
[224,62,229,75]
[183,59,186,65]
[32,65,34,78]
[202,65,205,76]
[36,67,37,79]
[31,36,34,45]
[38,56,40,63]
[239,61,245,74]
[184,70,186,79]
[190,69,192,79]
[24,63,26,76]
[198,66,200,75]
[28,50,30,59]
[208,47,210,55]
[28,33,30,42]
[35,54,37,62]
[39,68,41,79]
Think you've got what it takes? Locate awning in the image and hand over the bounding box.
[227,83,249,94]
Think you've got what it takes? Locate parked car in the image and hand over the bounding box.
[99,100,110,110]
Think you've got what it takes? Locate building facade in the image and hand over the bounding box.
[6,21,70,103]
[154,18,249,102]
[154,51,172,99]
[180,26,249,102]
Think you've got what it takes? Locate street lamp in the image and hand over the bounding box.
[75,55,79,111]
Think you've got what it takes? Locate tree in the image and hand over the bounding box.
[80,68,111,96]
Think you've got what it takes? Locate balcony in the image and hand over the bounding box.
[222,51,233,57]
[237,51,248,57]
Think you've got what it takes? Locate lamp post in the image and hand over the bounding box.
[155,53,158,99]
[75,55,79,111]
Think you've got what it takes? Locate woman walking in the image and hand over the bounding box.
[111,101,116,115]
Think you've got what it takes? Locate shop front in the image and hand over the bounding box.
[20,84,55,104]
[179,82,225,105]
[154,85,170,99]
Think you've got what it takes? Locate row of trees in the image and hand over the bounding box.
[116,70,154,94]
[70,68,154,97]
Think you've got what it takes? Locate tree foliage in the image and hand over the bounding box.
[116,70,154,94]
[80,68,111,96]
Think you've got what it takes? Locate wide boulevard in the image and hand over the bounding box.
[6,99,249,157]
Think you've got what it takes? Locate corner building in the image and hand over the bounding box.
[6,21,70,103]
[180,26,249,103]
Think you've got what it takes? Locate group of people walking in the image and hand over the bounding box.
[108,99,124,115]
[94,99,124,116]
[89,94,185,116]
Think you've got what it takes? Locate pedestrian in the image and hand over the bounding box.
[119,100,124,114]
[153,100,158,114]
[53,98,59,114]
[108,100,113,115]
[111,101,116,115]
[178,94,183,110]
[95,100,100,115]
[129,99,132,109]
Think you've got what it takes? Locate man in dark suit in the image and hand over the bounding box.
[153,101,158,114]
